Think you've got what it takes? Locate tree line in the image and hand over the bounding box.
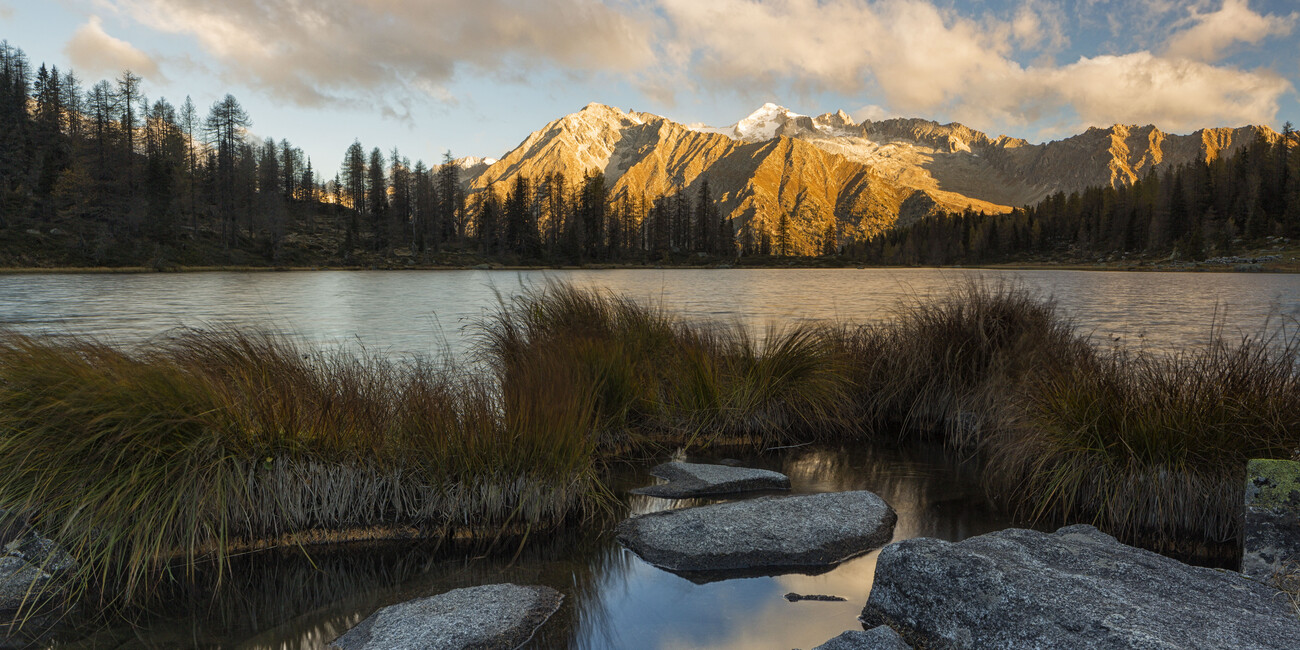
[0,41,336,264]
[4,36,1296,268]
[0,40,748,266]
[848,128,1300,265]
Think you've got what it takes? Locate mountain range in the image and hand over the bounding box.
[456,102,1284,255]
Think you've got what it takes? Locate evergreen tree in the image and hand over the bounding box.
[436,151,461,244]
[203,94,250,245]
[776,211,790,256]
[340,141,366,254]
[367,147,388,251]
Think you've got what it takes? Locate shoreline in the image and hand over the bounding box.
[1,260,1297,274]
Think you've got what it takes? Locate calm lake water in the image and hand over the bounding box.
[4,268,1297,649]
[2,269,1299,355]
[57,443,1015,650]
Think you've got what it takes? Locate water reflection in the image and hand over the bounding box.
[50,443,1031,649]
[1,269,1297,355]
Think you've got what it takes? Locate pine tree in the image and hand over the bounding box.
[366,147,388,251]
[436,151,461,244]
[822,219,838,256]
[340,141,366,254]
[694,179,715,254]
[477,184,502,254]
[776,211,790,256]
[179,96,199,232]
[204,94,251,245]
[579,172,606,260]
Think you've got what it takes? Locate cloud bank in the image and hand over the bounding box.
[94,0,1298,133]
[104,0,655,110]
[660,0,1294,132]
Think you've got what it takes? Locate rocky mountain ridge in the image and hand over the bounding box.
[457,102,1286,255]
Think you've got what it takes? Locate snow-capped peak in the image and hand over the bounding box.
[453,156,497,169]
[733,103,806,141]
[683,103,860,142]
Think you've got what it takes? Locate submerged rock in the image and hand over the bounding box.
[784,592,846,602]
[1243,458,1300,581]
[0,529,76,612]
[812,627,911,650]
[329,583,562,650]
[862,524,1300,649]
[616,490,895,574]
[630,461,790,499]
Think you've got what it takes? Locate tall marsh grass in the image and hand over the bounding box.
[478,283,852,446]
[2,279,1296,614]
[986,327,1300,546]
[829,281,1091,445]
[0,329,598,609]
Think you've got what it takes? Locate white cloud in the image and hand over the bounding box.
[104,0,656,108]
[852,104,898,122]
[1036,52,1289,130]
[1011,0,1068,53]
[64,15,163,81]
[1164,0,1296,62]
[658,0,1292,133]
[92,0,1296,134]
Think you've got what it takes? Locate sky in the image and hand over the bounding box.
[2,0,1299,175]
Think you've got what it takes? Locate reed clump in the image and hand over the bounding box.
[478,283,852,446]
[0,329,599,609]
[829,280,1092,445]
[985,328,1300,546]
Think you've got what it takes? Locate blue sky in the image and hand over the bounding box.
[2,0,1298,175]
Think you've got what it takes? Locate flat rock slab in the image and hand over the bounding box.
[617,490,896,574]
[862,524,1300,649]
[812,627,911,650]
[1243,458,1300,581]
[330,584,562,650]
[630,461,791,499]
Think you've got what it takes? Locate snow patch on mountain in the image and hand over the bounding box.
[454,156,498,168]
[687,103,863,142]
[734,103,805,141]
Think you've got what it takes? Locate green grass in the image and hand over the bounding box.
[1,280,1297,615]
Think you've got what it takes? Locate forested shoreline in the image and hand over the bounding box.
[2,40,1298,271]
[852,128,1300,266]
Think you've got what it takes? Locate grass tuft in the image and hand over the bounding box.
[984,324,1300,546]
[0,328,598,609]
[477,283,851,447]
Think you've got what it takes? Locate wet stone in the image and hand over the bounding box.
[862,524,1300,649]
[0,529,76,612]
[630,461,791,499]
[811,627,911,650]
[785,592,846,602]
[329,583,562,650]
[616,490,896,574]
[1243,458,1300,581]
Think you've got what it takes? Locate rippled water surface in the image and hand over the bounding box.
[2,269,1299,354]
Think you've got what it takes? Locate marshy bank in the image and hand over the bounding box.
[0,280,1297,640]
